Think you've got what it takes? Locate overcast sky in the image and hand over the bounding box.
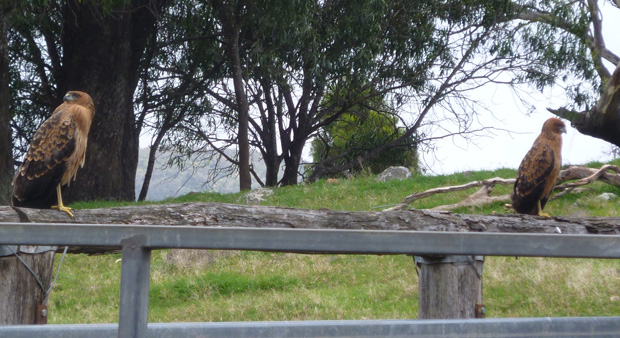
[423,2,619,175]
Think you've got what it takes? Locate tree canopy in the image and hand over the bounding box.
[1,0,618,202]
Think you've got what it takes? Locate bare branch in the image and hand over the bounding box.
[431,186,511,212]
[398,177,514,206]
[555,164,620,189]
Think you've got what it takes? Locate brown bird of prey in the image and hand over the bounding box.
[512,117,566,217]
[12,91,95,218]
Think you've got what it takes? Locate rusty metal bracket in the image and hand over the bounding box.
[35,305,48,324]
[475,303,486,318]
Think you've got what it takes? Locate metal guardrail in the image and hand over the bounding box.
[3,317,620,338]
[1,222,620,338]
[3,222,620,257]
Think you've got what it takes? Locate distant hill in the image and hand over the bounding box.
[134,148,267,201]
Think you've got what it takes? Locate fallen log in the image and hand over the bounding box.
[2,201,620,255]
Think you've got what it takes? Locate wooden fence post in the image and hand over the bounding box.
[415,255,484,319]
[0,246,56,324]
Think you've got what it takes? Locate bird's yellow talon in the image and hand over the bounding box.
[50,184,74,218]
[51,204,74,218]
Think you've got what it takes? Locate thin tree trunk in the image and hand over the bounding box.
[0,3,13,205]
[138,134,165,202]
[260,79,280,187]
[138,145,158,202]
[236,80,252,191]
[212,0,252,191]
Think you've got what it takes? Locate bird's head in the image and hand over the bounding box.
[63,91,95,115]
[64,91,90,103]
[542,117,567,135]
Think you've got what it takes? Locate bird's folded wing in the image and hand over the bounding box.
[15,110,77,182]
[514,143,555,198]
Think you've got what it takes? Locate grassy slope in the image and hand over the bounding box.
[50,161,620,323]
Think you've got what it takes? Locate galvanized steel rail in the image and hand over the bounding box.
[1,222,620,338]
[3,317,620,338]
[3,222,620,257]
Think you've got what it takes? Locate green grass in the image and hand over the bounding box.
[48,161,620,323]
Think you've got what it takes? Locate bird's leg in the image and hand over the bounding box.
[51,184,74,218]
[536,200,550,218]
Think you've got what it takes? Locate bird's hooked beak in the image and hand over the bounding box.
[560,125,567,134]
[63,93,75,102]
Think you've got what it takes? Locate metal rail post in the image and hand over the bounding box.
[118,235,151,338]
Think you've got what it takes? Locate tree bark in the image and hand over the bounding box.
[258,79,281,187]
[280,139,305,186]
[0,3,13,205]
[58,0,166,203]
[0,250,55,324]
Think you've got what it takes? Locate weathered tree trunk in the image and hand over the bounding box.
[417,255,484,319]
[0,3,13,206]
[58,0,166,203]
[280,138,305,186]
[0,250,55,324]
[259,79,281,187]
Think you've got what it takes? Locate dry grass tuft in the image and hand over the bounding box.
[164,249,240,270]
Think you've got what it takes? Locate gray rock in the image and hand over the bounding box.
[597,192,618,201]
[238,187,274,204]
[376,166,412,182]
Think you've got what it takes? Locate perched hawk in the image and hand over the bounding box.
[512,117,566,217]
[12,91,95,218]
